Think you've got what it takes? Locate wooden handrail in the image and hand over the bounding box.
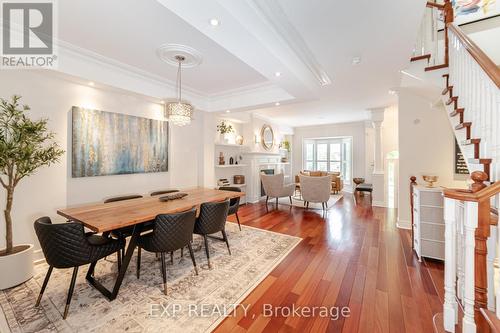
[448,23,500,88]
[426,1,444,9]
[444,171,500,202]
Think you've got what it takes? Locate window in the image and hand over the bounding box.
[302,137,353,185]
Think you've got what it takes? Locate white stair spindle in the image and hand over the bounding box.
[488,225,497,311]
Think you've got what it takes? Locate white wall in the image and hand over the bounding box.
[398,89,466,228]
[292,121,367,191]
[0,70,203,252]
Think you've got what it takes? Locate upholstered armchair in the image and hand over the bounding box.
[299,175,331,210]
[299,170,343,194]
[260,173,295,210]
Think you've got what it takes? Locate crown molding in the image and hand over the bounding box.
[247,0,332,87]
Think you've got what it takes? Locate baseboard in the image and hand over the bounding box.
[397,219,412,230]
[33,249,46,265]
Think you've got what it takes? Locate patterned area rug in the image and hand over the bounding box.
[277,193,343,210]
[0,223,301,333]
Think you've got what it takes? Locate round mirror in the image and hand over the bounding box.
[261,124,274,150]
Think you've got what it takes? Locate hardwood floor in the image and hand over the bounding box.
[215,193,444,333]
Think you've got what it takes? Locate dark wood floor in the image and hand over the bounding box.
[215,193,444,333]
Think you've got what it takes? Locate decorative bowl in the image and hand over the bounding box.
[353,178,365,186]
[422,175,438,188]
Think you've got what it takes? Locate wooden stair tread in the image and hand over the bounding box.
[411,54,431,62]
[468,158,492,164]
[450,108,464,117]
[425,64,449,71]
[442,74,449,78]
[446,96,458,105]
[462,139,480,145]
[455,122,471,130]
[481,308,500,332]
[442,86,453,95]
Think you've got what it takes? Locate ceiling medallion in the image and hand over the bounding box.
[156,44,203,68]
[164,55,193,126]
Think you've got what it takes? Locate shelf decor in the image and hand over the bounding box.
[217,121,234,144]
[72,107,168,177]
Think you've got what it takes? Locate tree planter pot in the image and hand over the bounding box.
[0,244,34,290]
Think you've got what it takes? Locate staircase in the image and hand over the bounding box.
[408,1,500,332]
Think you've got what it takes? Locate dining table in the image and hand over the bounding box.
[57,187,245,301]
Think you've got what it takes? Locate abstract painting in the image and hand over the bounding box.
[72,107,168,177]
[453,0,499,25]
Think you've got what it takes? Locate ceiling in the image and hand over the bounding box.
[58,0,267,95]
[56,0,427,127]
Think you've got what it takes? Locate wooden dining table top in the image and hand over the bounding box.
[57,187,245,233]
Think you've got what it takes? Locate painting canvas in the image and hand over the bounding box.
[453,0,499,25]
[72,107,168,177]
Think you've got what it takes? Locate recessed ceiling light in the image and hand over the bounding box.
[226,110,230,113]
[351,57,361,65]
[275,72,281,77]
[160,100,165,104]
[209,18,220,26]
[88,81,95,86]
[275,102,280,106]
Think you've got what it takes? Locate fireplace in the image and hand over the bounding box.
[260,169,274,196]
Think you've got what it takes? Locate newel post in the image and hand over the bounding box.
[472,172,490,333]
[410,176,417,250]
[444,196,458,332]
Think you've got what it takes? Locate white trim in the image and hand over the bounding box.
[246,0,332,86]
[397,219,412,229]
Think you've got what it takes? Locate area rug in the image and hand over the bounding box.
[0,223,301,333]
[277,193,343,210]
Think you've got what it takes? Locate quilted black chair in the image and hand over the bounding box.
[150,189,179,196]
[194,199,230,269]
[104,194,152,257]
[34,217,124,319]
[219,186,242,231]
[136,208,198,295]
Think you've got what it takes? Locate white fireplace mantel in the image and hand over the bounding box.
[242,152,287,203]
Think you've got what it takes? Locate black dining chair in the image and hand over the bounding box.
[34,217,124,319]
[150,189,179,196]
[218,186,242,231]
[136,208,198,295]
[194,199,230,269]
[103,194,151,258]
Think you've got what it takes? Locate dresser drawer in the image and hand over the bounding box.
[419,206,444,224]
[420,222,444,241]
[419,191,443,207]
[421,239,444,260]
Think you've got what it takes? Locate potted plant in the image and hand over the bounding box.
[216,121,234,143]
[0,95,64,289]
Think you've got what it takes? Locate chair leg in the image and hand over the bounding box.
[235,212,241,231]
[170,251,174,264]
[187,243,198,275]
[181,247,184,258]
[275,197,278,208]
[222,229,231,255]
[306,202,309,209]
[289,196,292,205]
[160,252,167,295]
[35,265,53,307]
[117,250,122,271]
[265,196,269,212]
[136,246,141,279]
[63,266,79,320]
[203,235,211,269]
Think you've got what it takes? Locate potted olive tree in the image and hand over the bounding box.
[0,95,64,289]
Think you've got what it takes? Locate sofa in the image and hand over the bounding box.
[295,170,343,194]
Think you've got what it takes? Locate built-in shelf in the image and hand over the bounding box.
[242,151,280,156]
[258,162,290,166]
[215,164,248,168]
[215,143,246,148]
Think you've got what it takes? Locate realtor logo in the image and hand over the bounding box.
[1,1,57,68]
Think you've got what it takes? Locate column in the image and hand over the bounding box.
[462,201,478,333]
[443,197,458,332]
[370,108,385,206]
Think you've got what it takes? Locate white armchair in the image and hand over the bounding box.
[260,173,295,210]
[299,175,331,210]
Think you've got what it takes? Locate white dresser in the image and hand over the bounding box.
[413,185,445,261]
